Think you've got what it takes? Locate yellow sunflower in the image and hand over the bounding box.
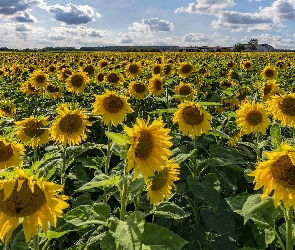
[261,65,277,80]
[151,64,164,76]
[15,116,50,148]
[177,62,195,78]
[65,71,90,95]
[20,82,41,96]
[236,101,270,134]
[275,60,287,71]
[104,72,124,86]
[82,64,96,77]
[50,104,92,146]
[148,76,165,96]
[124,117,173,180]
[146,158,180,204]
[236,87,251,102]
[125,62,143,78]
[248,142,295,210]
[58,68,72,81]
[98,59,108,70]
[261,80,280,101]
[241,60,253,71]
[173,101,212,137]
[0,138,24,170]
[174,82,196,101]
[226,61,237,69]
[163,64,175,77]
[92,90,134,127]
[45,83,63,99]
[128,81,149,100]
[219,79,236,89]
[96,72,105,83]
[0,102,16,118]
[29,69,48,89]
[0,168,69,243]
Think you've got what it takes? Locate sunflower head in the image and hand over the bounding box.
[178,62,194,78]
[0,102,16,118]
[125,62,142,78]
[0,138,24,169]
[105,72,124,86]
[241,60,253,71]
[261,65,277,80]
[219,79,236,89]
[82,64,96,77]
[275,60,287,71]
[174,82,195,101]
[58,68,72,81]
[148,76,164,96]
[163,64,175,76]
[65,71,90,95]
[30,69,48,88]
[128,81,149,99]
[45,83,63,99]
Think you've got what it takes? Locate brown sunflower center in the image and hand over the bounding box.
[35,74,46,84]
[133,83,146,93]
[181,64,192,74]
[100,61,108,68]
[0,179,46,217]
[227,62,234,68]
[0,141,13,162]
[154,80,162,90]
[182,106,204,125]
[83,65,95,75]
[62,69,72,80]
[71,74,84,87]
[103,95,124,113]
[164,65,172,75]
[48,65,56,73]
[28,83,39,92]
[279,97,295,116]
[97,73,104,82]
[107,73,119,83]
[245,110,263,125]
[237,91,248,101]
[276,62,285,68]
[244,62,252,69]
[264,69,274,78]
[153,65,161,75]
[23,120,45,138]
[179,86,191,96]
[128,64,139,74]
[151,168,169,191]
[263,83,272,96]
[220,80,232,88]
[46,85,60,93]
[59,114,83,134]
[1,105,12,114]
[135,131,154,160]
[271,155,295,189]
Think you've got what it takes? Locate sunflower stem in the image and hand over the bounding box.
[256,131,260,161]
[285,207,293,250]
[103,122,112,203]
[33,235,39,250]
[120,159,128,221]
[193,136,199,226]
[61,146,67,188]
[274,225,285,250]
[33,146,38,163]
[165,87,170,128]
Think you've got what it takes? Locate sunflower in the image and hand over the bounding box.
[236,87,251,102]
[275,60,287,71]
[219,79,236,89]
[148,76,165,96]
[173,101,212,137]
[92,90,134,127]
[128,81,149,100]
[125,62,143,78]
[146,158,180,204]
[98,59,108,69]
[29,69,48,89]
[15,116,50,148]
[0,168,69,243]
[248,142,295,210]
[261,80,280,101]
[0,138,24,170]
[241,60,253,71]
[47,64,56,74]
[58,68,72,81]
[20,82,41,96]
[124,117,173,180]
[82,64,96,77]
[174,82,195,101]
[217,97,239,113]
[236,101,270,134]
[151,64,163,76]
[0,102,16,118]
[267,93,295,127]
[226,61,237,69]
[163,63,175,77]
[178,62,194,78]
[105,72,124,86]
[96,72,105,83]
[45,83,63,99]
[50,104,92,146]
[261,65,277,80]
[65,71,90,95]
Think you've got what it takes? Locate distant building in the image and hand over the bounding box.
[242,43,275,52]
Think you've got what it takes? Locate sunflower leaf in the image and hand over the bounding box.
[105,131,129,146]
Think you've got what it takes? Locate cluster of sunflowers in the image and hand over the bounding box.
[0,51,295,248]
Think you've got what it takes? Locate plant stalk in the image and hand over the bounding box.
[193,136,198,226]
[120,159,128,221]
[61,145,66,187]
[286,207,293,250]
[103,122,112,203]
[33,235,39,250]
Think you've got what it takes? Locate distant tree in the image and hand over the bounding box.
[247,39,258,51]
[215,48,221,52]
[233,43,245,52]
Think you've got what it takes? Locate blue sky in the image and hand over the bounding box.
[0,0,295,49]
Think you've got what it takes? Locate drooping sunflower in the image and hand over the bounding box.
[236,101,270,134]
[128,81,149,100]
[173,101,212,137]
[125,62,143,78]
[219,79,236,89]
[275,60,287,71]
[93,90,133,127]
[58,68,72,81]
[45,83,63,99]
[241,60,253,71]
[104,72,125,86]
[0,138,24,170]
[248,142,295,210]
[0,102,16,118]
[261,80,280,101]
[267,93,295,127]
[29,69,48,89]
[146,158,180,204]
[148,76,165,96]
[0,168,69,243]
[15,116,50,148]
[163,63,175,77]
[177,62,194,78]
[50,104,92,146]
[20,81,41,96]
[261,65,277,80]
[65,71,90,95]
[174,82,195,101]
[124,117,173,180]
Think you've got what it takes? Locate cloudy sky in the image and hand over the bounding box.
[0,0,295,49]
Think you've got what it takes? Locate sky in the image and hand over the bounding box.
[0,0,295,50]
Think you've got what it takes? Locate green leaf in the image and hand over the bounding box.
[270,122,281,147]
[174,150,195,164]
[68,165,89,181]
[105,131,129,146]
[142,223,188,250]
[264,228,275,245]
[114,211,145,250]
[77,173,121,191]
[152,201,190,219]
[39,230,70,239]
[225,193,251,216]
[199,101,222,106]
[148,108,178,115]
[100,231,116,250]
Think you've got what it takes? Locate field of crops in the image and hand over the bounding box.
[0,51,295,250]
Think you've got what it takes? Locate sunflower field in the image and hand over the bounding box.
[0,51,295,250]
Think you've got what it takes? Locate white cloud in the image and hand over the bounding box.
[0,0,43,15]
[12,10,37,22]
[247,23,274,32]
[184,32,210,42]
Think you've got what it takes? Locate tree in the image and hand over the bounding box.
[247,39,258,51]
[233,43,245,52]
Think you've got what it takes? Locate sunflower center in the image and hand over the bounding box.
[182,106,204,125]
[264,69,274,78]
[48,65,56,73]
[227,62,234,68]
[179,86,191,95]
[135,131,154,160]
[23,120,45,138]
[46,85,60,93]
[129,64,139,74]
[107,73,119,83]
[35,75,46,84]
[279,97,295,116]
[1,105,12,114]
[97,73,104,82]
[0,141,13,162]
[100,61,108,68]
[133,83,146,93]
[28,83,39,92]
[103,95,124,113]
[181,64,192,73]
[83,65,95,75]
[244,62,252,69]
[151,168,169,191]
[220,80,231,88]
[71,74,84,87]
[263,83,272,96]
[154,80,162,90]
[0,179,46,217]
[164,65,172,75]
[153,66,161,75]
[59,114,83,134]
[245,110,263,125]
[237,91,247,101]
[271,155,295,189]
